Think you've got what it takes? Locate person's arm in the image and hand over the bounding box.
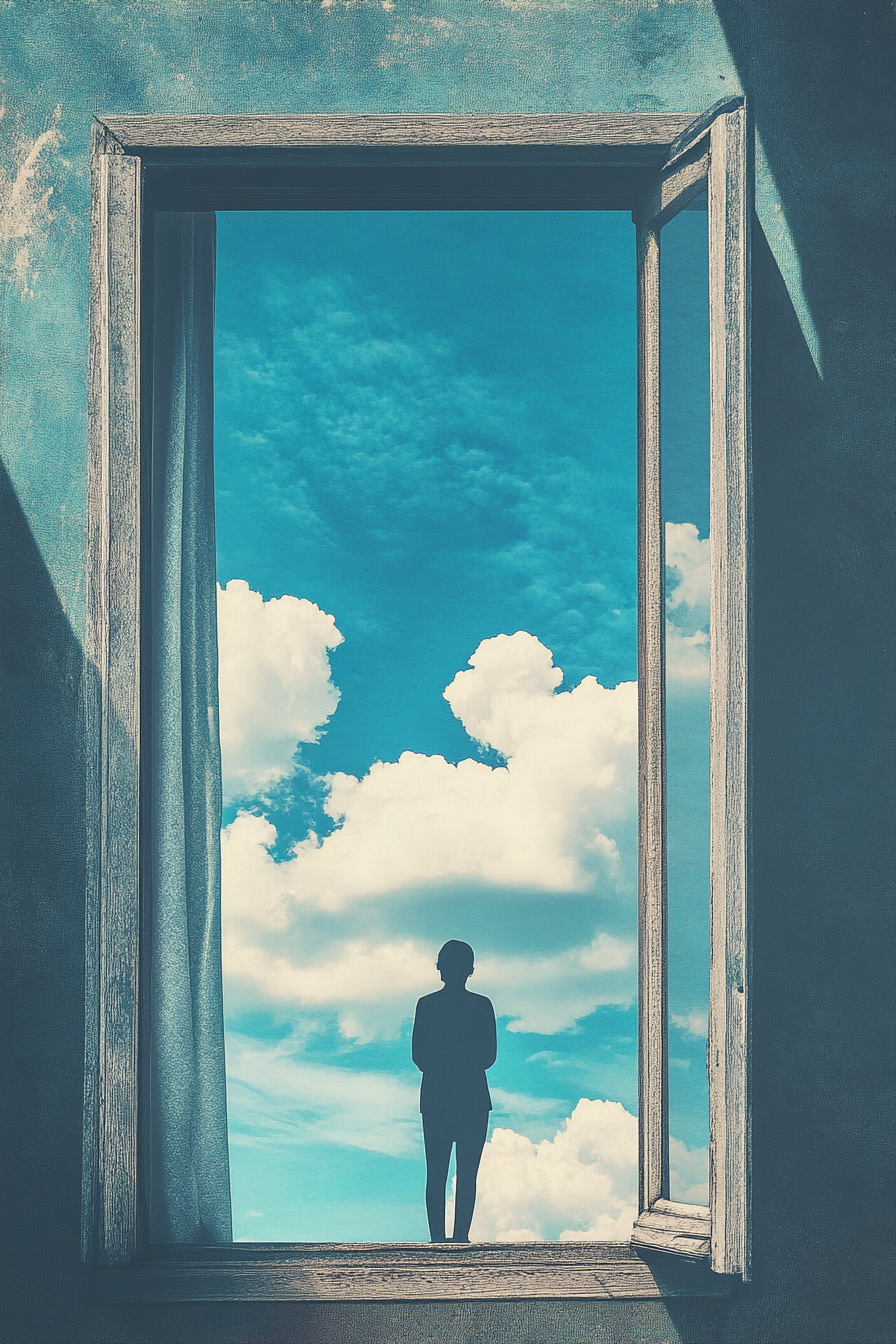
[478,997,497,1071]
[411,999,431,1073]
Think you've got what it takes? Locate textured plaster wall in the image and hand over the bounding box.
[0,2,893,1342]
[0,0,737,635]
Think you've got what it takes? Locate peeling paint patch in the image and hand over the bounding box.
[0,105,62,298]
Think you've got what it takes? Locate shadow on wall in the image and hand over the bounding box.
[670,6,896,1344]
[0,459,86,1303]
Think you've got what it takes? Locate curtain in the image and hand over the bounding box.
[148,212,232,1243]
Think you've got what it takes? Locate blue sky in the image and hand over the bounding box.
[661,205,711,1187]
[213,208,710,1241]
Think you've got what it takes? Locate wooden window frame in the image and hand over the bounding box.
[82,109,749,1304]
[629,103,751,1277]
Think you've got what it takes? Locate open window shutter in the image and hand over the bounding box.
[631,98,751,1278]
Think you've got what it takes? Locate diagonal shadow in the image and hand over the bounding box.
[0,458,87,1319]
[662,7,896,1342]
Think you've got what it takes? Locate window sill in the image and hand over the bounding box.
[630,1201,712,1260]
[87,1241,732,1302]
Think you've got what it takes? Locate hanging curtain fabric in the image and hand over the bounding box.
[148,212,232,1244]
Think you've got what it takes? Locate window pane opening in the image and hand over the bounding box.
[660,197,710,1206]
[209,206,708,1243]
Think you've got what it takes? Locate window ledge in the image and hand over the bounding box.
[87,1241,731,1302]
[630,1202,712,1260]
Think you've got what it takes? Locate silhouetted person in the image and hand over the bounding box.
[412,940,497,1242]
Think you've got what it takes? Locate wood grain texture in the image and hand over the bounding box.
[83,151,143,1269]
[96,113,695,151]
[82,150,110,1269]
[707,104,751,1280]
[636,224,668,1216]
[81,109,748,1293]
[91,119,125,155]
[639,142,709,229]
[90,1244,730,1302]
[664,97,744,169]
[630,1203,712,1261]
[633,100,750,1277]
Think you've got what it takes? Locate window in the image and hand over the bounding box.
[629,104,750,1276]
[214,206,644,1247]
[83,108,748,1301]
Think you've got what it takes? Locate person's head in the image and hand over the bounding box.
[436,939,475,988]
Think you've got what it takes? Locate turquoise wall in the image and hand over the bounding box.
[3,0,737,635]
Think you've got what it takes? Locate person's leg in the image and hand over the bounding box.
[422,1114,454,1242]
[451,1111,489,1242]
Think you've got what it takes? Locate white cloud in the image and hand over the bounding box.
[665,522,710,684]
[217,579,343,800]
[221,631,637,1037]
[469,1097,638,1242]
[476,935,635,1035]
[222,915,635,1041]
[465,1098,709,1241]
[665,626,710,683]
[669,1135,709,1207]
[224,631,635,907]
[225,1033,421,1158]
[222,922,435,1041]
[489,1088,565,1122]
[665,521,709,614]
[671,1008,708,1040]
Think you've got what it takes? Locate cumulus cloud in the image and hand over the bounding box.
[217,579,343,800]
[665,521,710,684]
[221,631,637,1036]
[469,1097,638,1242]
[669,1135,709,1206]
[465,1098,708,1241]
[224,630,635,906]
[666,521,709,614]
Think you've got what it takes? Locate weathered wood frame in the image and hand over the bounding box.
[83,109,749,1302]
[630,105,751,1276]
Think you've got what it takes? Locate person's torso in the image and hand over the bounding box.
[416,991,494,1113]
